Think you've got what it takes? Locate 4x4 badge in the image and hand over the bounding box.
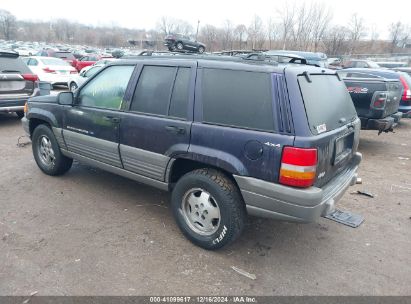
[264,142,281,148]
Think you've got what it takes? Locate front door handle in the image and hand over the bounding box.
[165,125,186,134]
[103,116,121,123]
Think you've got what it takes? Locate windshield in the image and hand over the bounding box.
[298,74,357,134]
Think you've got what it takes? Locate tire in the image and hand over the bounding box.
[69,82,78,92]
[32,124,73,176]
[15,111,24,119]
[198,46,205,54]
[168,46,175,51]
[176,42,184,50]
[171,168,246,250]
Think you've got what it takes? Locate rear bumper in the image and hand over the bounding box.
[398,105,411,118]
[0,98,27,112]
[360,112,402,131]
[234,152,362,223]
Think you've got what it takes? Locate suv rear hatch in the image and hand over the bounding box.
[288,69,360,188]
[0,52,37,101]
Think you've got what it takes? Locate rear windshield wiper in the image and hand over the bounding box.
[1,70,21,73]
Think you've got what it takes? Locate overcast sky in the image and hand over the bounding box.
[1,0,409,39]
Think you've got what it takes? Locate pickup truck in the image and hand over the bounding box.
[338,69,403,133]
[22,56,362,249]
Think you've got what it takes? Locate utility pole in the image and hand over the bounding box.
[195,20,200,41]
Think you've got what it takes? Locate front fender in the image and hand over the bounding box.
[27,108,59,128]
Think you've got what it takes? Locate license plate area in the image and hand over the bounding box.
[333,131,354,165]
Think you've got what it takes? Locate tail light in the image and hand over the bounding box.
[70,70,78,74]
[279,147,317,188]
[43,67,56,74]
[22,74,39,82]
[24,102,28,114]
[399,76,411,103]
[372,92,387,109]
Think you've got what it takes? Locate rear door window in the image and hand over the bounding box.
[201,69,274,132]
[298,74,357,134]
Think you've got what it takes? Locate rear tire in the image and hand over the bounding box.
[198,46,205,54]
[176,42,184,51]
[16,111,24,119]
[32,124,73,176]
[171,168,246,250]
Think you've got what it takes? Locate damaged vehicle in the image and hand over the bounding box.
[22,56,362,249]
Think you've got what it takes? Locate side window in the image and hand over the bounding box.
[78,65,134,110]
[130,66,176,116]
[81,56,88,61]
[202,69,274,132]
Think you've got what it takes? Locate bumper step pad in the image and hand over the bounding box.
[324,209,364,228]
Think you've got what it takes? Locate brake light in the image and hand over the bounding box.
[22,74,39,82]
[279,147,317,188]
[43,67,56,74]
[372,92,387,109]
[399,76,411,102]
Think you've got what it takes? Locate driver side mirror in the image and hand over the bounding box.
[58,91,74,105]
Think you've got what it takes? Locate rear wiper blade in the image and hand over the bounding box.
[1,70,20,73]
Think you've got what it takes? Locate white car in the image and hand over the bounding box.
[68,64,104,92]
[23,56,78,87]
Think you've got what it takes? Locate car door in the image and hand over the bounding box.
[119,61,195,181]
[62,64,136,167]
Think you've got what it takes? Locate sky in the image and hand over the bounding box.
[1,0,410,39]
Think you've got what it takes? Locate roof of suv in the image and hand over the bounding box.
[117,55,335,75]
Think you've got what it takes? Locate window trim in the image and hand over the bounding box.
[75,64,136,111]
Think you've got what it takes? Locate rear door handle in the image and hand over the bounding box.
[103,116,121,123]
[165,125,186,134]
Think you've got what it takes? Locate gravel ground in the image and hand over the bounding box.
[0,112,410,296]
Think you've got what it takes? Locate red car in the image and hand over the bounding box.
[74,54,112,72]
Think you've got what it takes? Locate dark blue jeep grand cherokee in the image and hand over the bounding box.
[22,56,362,249]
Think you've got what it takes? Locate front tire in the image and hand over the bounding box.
[198,46,205,54]
[171,168,246,250]
[32,124,73,176]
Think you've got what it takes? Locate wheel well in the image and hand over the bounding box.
[168,158,237,186]
[29,118,50,136]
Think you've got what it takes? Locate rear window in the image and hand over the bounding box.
[40,58,70,66]
[0,57,31,74]
[298,74,357,134]
[202,69,274,132]
[54,52,75,60]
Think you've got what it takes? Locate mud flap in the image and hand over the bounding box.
[324,209,364,228]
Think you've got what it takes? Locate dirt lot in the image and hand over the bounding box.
[0,112,410,296]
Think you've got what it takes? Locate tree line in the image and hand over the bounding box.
[1,3,410,56]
